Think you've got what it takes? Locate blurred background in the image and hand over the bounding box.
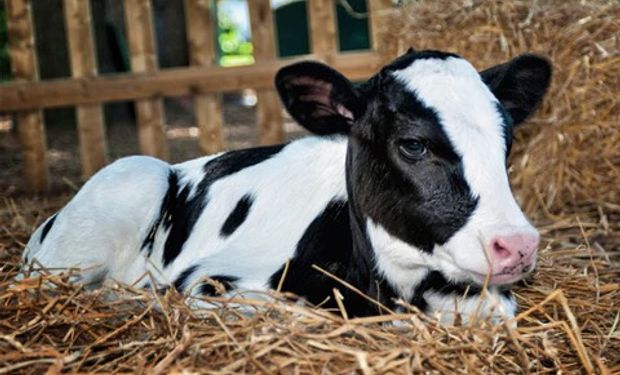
[0,0,373,194]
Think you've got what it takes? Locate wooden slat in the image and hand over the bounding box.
[184,0,223,155]
[0,52,384,112]
[123,0,168,160]
[5,0,48,192]
[64,0,108,179]
[368,0,393,52]
[307,0,337,59]
[248,0,284,145]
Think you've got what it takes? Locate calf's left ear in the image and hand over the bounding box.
[480,54,552,125]
[275,61,364,135]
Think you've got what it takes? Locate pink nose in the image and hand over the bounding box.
[490,233,539,273]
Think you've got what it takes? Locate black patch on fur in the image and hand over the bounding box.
[409,271,514,313]
[200,275,239,296]
[220,194,254,237]
[40,214,57,244]
[142,171,179,257]
[349,81,479,253]
[173,265,199,291]
[382,49,460,72]
[410,271,482,312]
[161,144,285,266]
[269,200,352,302]
[268,200,397,316]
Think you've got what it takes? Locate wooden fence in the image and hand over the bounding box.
[1,0,392,192]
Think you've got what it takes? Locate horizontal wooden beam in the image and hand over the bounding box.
[0,52,385,112]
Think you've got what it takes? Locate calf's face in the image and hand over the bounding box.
[276,50,551,287]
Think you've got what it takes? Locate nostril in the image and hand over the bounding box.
[492,239,512,260]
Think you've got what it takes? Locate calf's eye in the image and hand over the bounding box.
[398,139,427,160]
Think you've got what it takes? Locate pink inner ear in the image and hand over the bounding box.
[290,76,352,120]
[291,76,333,90]
[336,104,354,121]
[292,76,333,104]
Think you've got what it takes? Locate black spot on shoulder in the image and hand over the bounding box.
[173,265,199,291]
[159,144,285,266]
[200,275,239,296]
[203,144,286,178]
[269,200,353,304]
[40,214,57,244]
[269,199,399,316]
[220,194,254,237]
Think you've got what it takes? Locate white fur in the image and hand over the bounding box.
[392,57,538,284]
[24,137,348,293]
[24,156,171,285]
[165,136,348,290]
[367,219,429,301]
[23,57,536,324]
[366,219,516,321]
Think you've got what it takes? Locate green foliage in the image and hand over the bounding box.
[216,4,254,67]
[0,1,10,82]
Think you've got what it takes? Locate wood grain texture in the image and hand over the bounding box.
[64,0,108,179]
[184,0,224,154]
[308,0,337,59]
[248,0,284,145]
[5,0,48,192]
[124,0,169,160]
[0,52,383,111]
[368,0,393,52]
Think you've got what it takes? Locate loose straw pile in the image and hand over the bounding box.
[1,1,619,373]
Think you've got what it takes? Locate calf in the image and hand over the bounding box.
[23,50,551,323]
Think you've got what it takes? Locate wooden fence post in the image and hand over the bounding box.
[184,0,224,155]
[368,0,392,53]
[5,0,48,192]
[248,0,284,145]
[308,0,337,60]
[64,0,108,179]
[123,0,169,160]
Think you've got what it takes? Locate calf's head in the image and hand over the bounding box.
[276,50,551,288]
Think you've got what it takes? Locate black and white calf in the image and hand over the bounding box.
[24,50,551,323]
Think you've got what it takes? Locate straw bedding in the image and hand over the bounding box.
[1,1,619,373]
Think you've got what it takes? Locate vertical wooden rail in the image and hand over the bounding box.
[368,0,392,53]
[184,0,224,154]
[64,0,108,179]
[5,0,48,192]
[307,0,337,60]
[123,0,169,160]
[248,0,284,145]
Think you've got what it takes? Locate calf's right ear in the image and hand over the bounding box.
[275,61,364,136]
